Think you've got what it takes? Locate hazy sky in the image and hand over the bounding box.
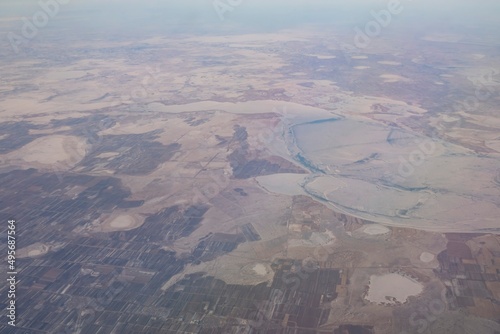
[1,0,499,42]
[2,0,500,23]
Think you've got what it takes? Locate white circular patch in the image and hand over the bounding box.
[420,252,435,263]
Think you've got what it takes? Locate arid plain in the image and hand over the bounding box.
[1,9,500,333]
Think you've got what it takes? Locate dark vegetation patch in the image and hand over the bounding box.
[0,121,41,154]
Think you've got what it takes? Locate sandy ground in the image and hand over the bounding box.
[288,231,336,249]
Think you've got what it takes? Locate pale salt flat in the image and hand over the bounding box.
[109,215,142,230]
[16,242,63,259]
[380,74,411,83]
[253,264,268,276]
[110,215,136,228]
[377,61,401,66]
[22,245,49,258]
[366,273,423,305]
[3,135,87,169]
[228,44,266,48]
[147,100,330,120]
[42,70,87,81]
[305,176,348,198]
[362,224,390,235]
[98,214,144,232]
[485,140,500,153]
[307,54,336,59]
[420,252,435,263]
[28,250,43,256]
[256,173,308,196]
[163,256,275,291]
[289,115,500,232]
[471,53,486,59]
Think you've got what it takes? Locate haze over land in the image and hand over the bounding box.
[1,0,500,333]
